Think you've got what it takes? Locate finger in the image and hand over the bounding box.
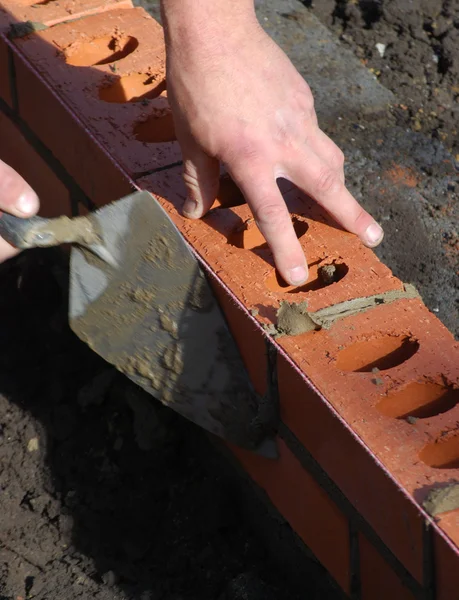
[0,237,19,262]
[309,129,345,183]
[290,147,384,248]
[231,164,308,286]
[0,159,39,217]
[178,136,220,219]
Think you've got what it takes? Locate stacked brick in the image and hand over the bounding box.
[0,2,458,598]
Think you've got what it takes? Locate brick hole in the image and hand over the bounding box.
[265,260,348,294]
[377,381,459,420]
[133,113,176,143]
[99,74,167,103]
[419,433,459,469]
[336,335,419,373]
[228,216,308,250]
[28,0,55,5]
[65,35,139,67]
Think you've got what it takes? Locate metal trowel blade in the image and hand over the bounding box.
[68,190,278,456]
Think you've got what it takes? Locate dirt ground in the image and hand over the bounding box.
[1,1,458,599]
[308,0,459,157]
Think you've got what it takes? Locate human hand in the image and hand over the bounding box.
[161,0,384,286]
[0,159,39,263]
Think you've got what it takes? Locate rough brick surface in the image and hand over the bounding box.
[13,7,181,177]
[0,0,133,32]
[13,51,134,205]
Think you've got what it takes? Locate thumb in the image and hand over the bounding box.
[180,137,220,219]
[0,159,39,217]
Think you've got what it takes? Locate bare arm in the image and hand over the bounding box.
[160,0,384,285]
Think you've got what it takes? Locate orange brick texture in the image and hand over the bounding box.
[0,4,458,599]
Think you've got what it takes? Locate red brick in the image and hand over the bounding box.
[0,35,11,106]
[209,280,268,396]
[0,110,72,218]
[13,8,181,178]
[359,534,416,600]
[0,0,133,32]
[230,438,351,594]
[434,528,459,600]
[13,51,133,206]
[277,352,426,582]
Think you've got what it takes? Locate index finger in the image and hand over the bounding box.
[230,163,308,286]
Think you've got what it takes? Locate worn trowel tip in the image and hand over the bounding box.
[252,437,279,460]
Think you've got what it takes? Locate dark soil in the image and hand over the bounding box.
[0,250,319,600]
[308,0,459,157]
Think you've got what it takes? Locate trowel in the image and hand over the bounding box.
[0,190,278,457]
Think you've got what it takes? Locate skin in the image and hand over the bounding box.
[0,0,384,278]
[0,159,39,263]
[160,0,384,285]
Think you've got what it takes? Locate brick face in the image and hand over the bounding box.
[229,438,351,594]
[0,36,11,107]
[0,110,72,218]
[14,52,133,207]
[359,534,416,600]
[434,529,459,600]
[277,352,426,583]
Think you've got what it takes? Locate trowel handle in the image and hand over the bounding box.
[0,211,52,249]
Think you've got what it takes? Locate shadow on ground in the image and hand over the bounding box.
[0,249,340,600]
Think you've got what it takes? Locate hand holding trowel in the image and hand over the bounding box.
[0,190,278,457]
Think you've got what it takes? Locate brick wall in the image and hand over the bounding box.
[0,3,458,598]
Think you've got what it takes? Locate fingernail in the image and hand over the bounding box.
[363,222,384,247]
[17,191,39,216]
[182,197,199,218]
[288,265,308,286]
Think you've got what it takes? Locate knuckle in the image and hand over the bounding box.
[182,167,200,191]
[333,147,345,166]
[314,167,342,195]
[253,201,287,228]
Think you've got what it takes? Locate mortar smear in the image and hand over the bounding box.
[276,283,420,337]
[422,483,459,516]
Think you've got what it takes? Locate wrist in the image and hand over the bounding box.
[160,0,258,50]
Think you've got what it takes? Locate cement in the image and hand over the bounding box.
[422,483,459,517]
[276,283,420,337]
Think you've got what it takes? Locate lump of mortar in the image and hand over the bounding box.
[422,483,459,516]
[276,301,319,336]
[318,264,338,285]
[8,21,47,39]
[275,283,421,337]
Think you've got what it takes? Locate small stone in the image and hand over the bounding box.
[27,437,39,452]
[318,264,338,285]
[375,42,386,57]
